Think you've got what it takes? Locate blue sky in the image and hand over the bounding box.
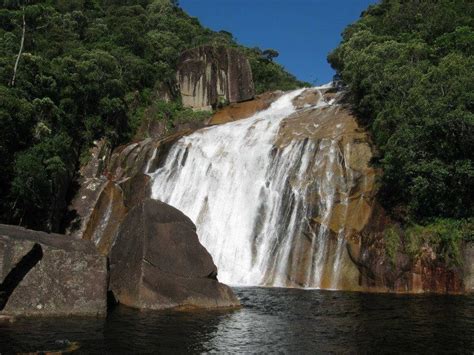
[179,0,379,84]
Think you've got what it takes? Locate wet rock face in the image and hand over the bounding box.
[109,199,239,310]
[463,243,474,293]
[81,181,128,256]
[177,46,254,110]
[67,131,191,252]
[0,225,107,317]
[209,91,283,125]
[267,88,376,290]
[67,86,472,295]
[67,139,111,240]
[352,206,468,294]
[67,134,240,310]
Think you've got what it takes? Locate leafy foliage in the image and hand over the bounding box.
[384,226,401,265]
[382,218,472,268]
[0,0,302,231]
[406,219,473,267]
[328,0,474,223]
[245,47,309,94]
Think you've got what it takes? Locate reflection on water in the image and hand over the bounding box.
[0,288,472,353]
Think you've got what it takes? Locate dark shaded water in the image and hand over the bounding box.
[0,288,473,353]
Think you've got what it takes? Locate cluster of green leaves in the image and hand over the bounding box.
[383,219,472,267]
[0,0,302,231]
[383,226,401,265]
[245,47,310,94]
[143,99,212,133]
[328,0,473,224]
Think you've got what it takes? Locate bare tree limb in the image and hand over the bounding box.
[10,6,26,87]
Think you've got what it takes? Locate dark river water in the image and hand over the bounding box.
[0,287,473,354]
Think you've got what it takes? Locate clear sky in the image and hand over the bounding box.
[179,0,379,84]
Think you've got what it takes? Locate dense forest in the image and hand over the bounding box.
[1,0,473,267]
[329,0,473,263]
[0,0,305,231]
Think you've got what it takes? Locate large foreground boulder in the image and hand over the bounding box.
[109,199,239,310]
[0,225,107,317]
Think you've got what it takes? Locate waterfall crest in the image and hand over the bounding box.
[150,86,371,289]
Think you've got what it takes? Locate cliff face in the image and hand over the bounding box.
[67,132,192,255]
[177,46,255,110]
[69,86,472,295]
[353,206,473,294]
[275,88,377,290]
[66,130,240,310]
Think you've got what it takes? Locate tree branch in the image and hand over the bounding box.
[10,6,26,87]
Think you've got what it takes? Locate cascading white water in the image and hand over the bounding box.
[150,86,355,288]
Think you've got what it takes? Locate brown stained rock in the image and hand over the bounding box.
[135,118,168,140]
[108,129,194,181]
[292,88,321,109]
[313,198,373,236]
[265,92,380,292]
[277,230,362,291]
[292,87,341,110]
[0,224,107,317]
[107,138,155,181]
[209,91,283,125]
[109,199,240,310]
[177,46,254,110]
[355,205,466,294]
[67,128,194,252]
[463,242,474,293]
[276,106,367,149]
[80,174,152,256]
[81,182,127,256]
[275,102,377,242]
[118,174,151,210]
[144,129,195,173]
[67,139,111,239]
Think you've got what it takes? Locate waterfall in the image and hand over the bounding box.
[150,86,358,289]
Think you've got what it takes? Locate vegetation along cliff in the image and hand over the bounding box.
[0,0,472,296]
[0,0,306,232]
[328,0,473,291]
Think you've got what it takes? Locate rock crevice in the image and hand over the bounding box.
[0,243,43,310]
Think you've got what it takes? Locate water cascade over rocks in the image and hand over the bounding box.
[150,85,373,289]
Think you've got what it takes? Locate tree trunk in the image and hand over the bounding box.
[10,7,26,87]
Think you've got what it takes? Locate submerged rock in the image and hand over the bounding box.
[0,224,107,317]
[109,199,239,310]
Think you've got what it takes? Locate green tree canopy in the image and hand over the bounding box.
[328,0,474,223]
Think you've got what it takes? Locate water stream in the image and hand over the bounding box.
[150,87,356,288]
